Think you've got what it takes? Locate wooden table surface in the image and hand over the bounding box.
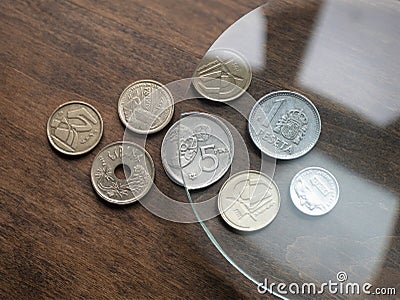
[1,0,399,299]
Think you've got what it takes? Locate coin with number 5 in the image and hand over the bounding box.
[161,112,234,190]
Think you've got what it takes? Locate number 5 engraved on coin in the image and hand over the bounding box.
[200,144,219,172]
[161,112,234,189]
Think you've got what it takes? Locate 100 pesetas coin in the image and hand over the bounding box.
[47,101,103,155]
[248,91,321,160]
[161,112,234,190]
[118,80,174,134]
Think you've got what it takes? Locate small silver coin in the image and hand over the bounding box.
[248,90,321,160]
[290,167,339,216]
[193,48,252,102]
[118,80,174,134]
[218,170,280,231]
[91,141,154,205]
[161,112,234,190]
[47,101,103,155]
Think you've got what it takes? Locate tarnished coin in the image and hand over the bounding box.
[290,167,339,216]
[218,171,280,231]
[161,112,234,190]
[193,48,252,102]
[118,80,174,134]
[47,101,103,155]
[248,91,321,160]
[91,142,154,205]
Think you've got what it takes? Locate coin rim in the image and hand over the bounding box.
[248,90,322,160]
[160,112,235,190]
[218,170,281,232]
[47,101,103,155]
[118,79,175,134]
[90,141,155,205]
[289,166,339,216]
[192,48,252,102]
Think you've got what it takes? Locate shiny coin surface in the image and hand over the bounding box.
[218,170,280,231]
[193,48,252,102]
[91,142,154,205]
[248,90,321,160]
[118,80,174,134]
[47,101,103,155]
[290,167,339,216]
[161,112,234,190]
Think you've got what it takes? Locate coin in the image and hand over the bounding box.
[290,167,339,216]
[248,90,321,160]
[161,112,234,190]
[47,101,103,155]
[91,141,154,205]
[118,80,174,134]
[193,48,252,102]
[218,170,280,231]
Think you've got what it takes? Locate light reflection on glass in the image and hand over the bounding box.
[184,0,400,296]
[209,7,266,72]
[297,0,400,127]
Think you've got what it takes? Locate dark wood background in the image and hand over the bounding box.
[1,0,399,299]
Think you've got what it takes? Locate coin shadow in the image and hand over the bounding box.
[189,85,243,107]
[48,141,91,161]
[217,214,270,236]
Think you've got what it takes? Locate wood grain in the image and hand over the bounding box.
[1,0,399,299]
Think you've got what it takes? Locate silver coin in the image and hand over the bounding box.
[47,101,103,155]
[193,48,252,102]
[248,91,321,160]
[290,167,339,216]
[218,170,280,231]
[91,141,154,205]
[161,112,234,190]
[118,80,174,134]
